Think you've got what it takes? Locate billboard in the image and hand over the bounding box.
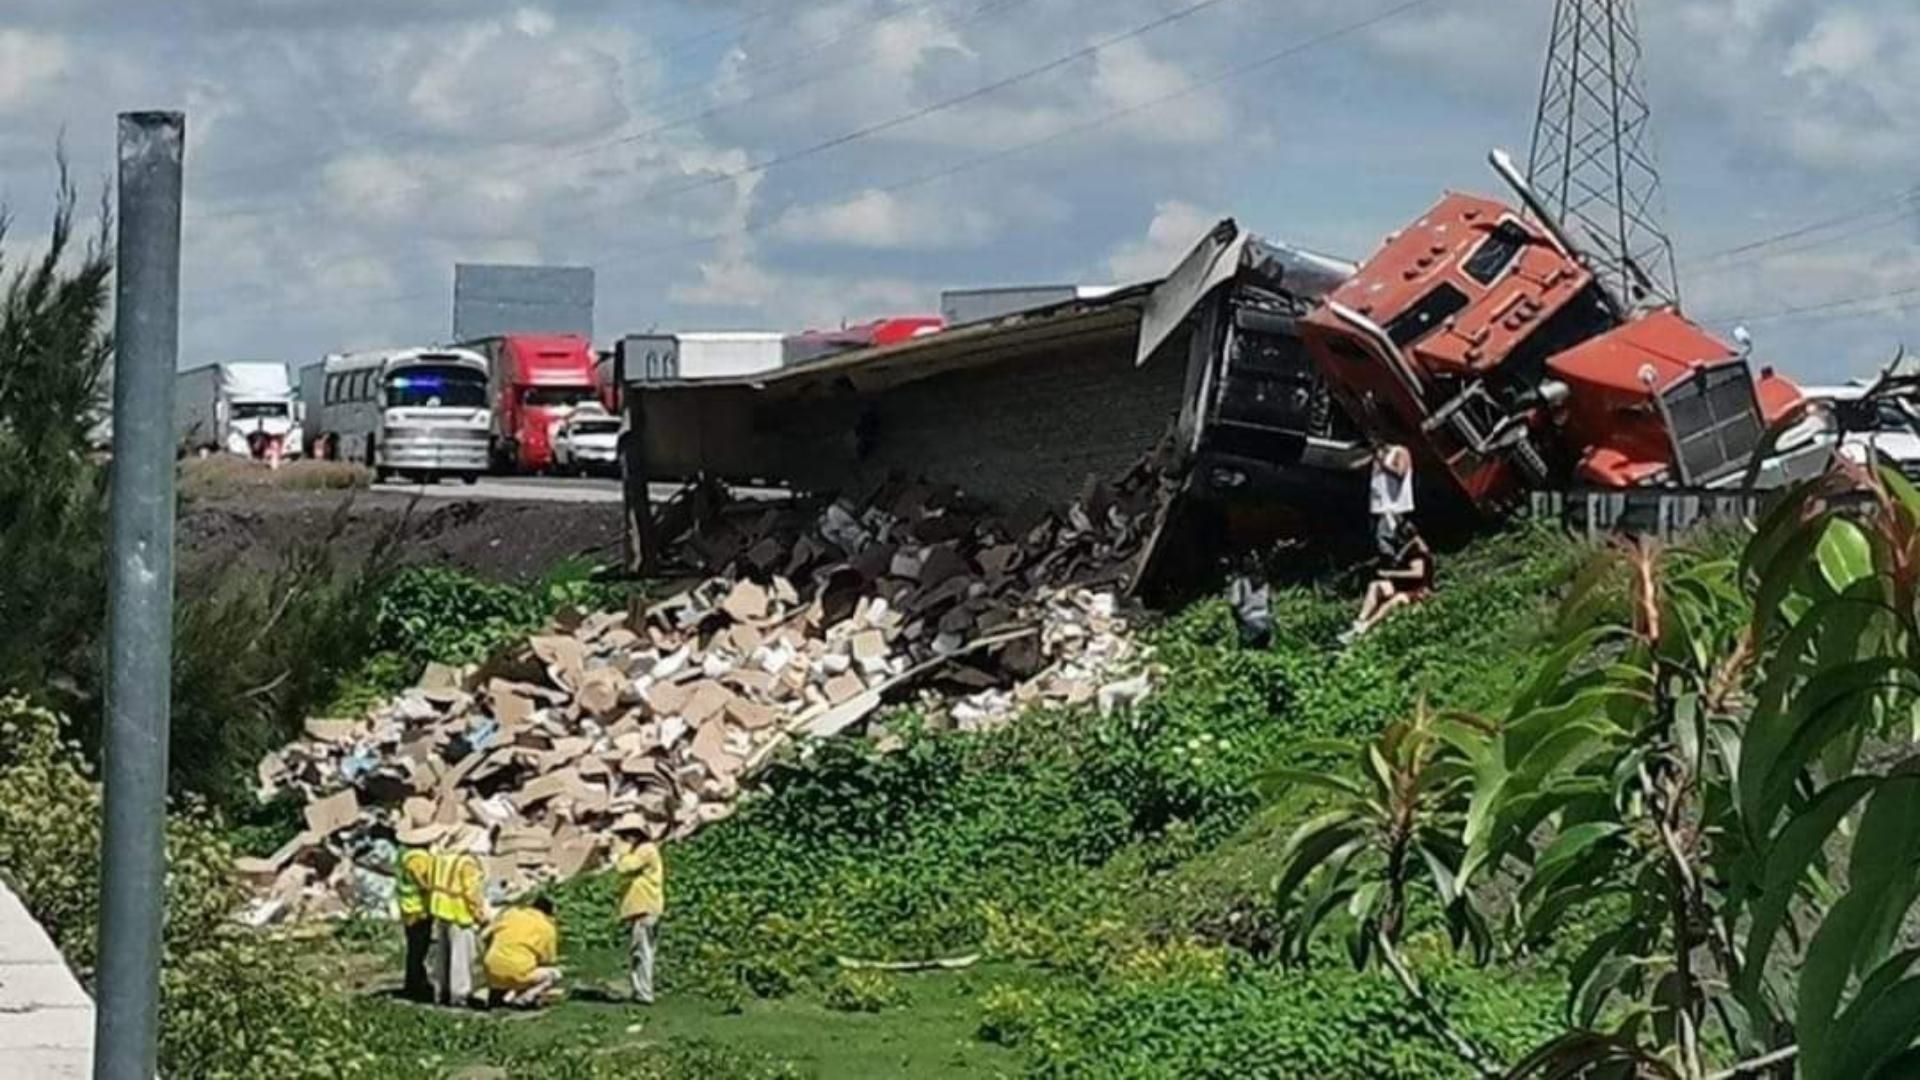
[452,263,594,342]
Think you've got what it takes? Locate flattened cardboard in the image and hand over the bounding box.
[530,635,587,689]
[303,789,360,837]
[850,629,888,662]
[823,673,865,706]
[303,718,360,744]
[513,769,576,811]
[725,698,779,731]
[576,668,626,718]
[720,580,769,622]
[682,680,734,724]
[645,678,694,717]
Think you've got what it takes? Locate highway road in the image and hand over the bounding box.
[373,475,789,505]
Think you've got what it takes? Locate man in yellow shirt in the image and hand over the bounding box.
[393,825,441,1003]
[429,827,493,1007]
[483,897,563,1008]
[615,839,664,1004]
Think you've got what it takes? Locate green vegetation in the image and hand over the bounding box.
[0,695,368,1079]
[1251,472,1920,1079]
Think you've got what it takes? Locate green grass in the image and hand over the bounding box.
[342,938,1026,1079]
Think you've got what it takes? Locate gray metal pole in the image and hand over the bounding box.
[95,110,184,1080]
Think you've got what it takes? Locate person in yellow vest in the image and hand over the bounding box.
[615,837,665,1004]
[429,826,493,1007]
[483,897,563,1009]
[393,824,443,1003]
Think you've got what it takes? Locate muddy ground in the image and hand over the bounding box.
[179,488,626,585]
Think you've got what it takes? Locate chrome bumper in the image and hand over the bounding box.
[379,429,490,472]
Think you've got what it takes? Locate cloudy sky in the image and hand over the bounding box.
[0,0,1914,382]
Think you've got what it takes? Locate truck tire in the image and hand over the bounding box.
[462,474,479,486]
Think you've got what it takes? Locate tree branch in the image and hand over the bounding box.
[1705,1044,1796,1080]
[1377,933,1504,1080]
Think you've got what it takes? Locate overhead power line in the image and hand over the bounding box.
[1685,184,1920,267]
[208,0,1445,324]
[1702,281,1920,327]
[1686,205,1916,282]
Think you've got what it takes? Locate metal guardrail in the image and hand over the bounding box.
[1528,487,1766,542]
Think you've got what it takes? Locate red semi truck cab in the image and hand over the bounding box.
[1297,190,1803,509]
[468,334,600,472]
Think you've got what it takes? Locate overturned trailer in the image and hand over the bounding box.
[618,226,1368,579]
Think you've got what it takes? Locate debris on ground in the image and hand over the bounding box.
[246,464,1169,922]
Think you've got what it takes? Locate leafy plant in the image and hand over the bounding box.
[1262,701,1484,966]
[0,695,368,1078]
[1441,467,1920,1079]
[372,564,547,670]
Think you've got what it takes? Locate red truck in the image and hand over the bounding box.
[1295,152,1809,512]
[466,334,600,473]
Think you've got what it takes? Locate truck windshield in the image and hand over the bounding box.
[231,401,289,420]
[523,386,598,408]
[387,366,488,409]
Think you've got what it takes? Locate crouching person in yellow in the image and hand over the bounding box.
[484,897,563,1009]
[616,838,664,1005]
[429,828,493,1007]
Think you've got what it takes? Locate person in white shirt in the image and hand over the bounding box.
[1224,552,1272,649]
[1368,443,1415,559]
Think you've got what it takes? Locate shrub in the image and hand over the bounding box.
[0,167,113,723]
[372,564,548,670]
[0,695,366,1078]
[823,968,911,1012]
[170,510,399,806]
[1004,954,1560,1080]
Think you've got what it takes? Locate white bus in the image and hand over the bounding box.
[313,347,491,483]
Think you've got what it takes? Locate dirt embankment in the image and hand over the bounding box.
[179,489,625,586]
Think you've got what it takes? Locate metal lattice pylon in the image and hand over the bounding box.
[1527,0,1680,309]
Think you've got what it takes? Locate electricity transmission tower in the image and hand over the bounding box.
[1527,0,1680,310]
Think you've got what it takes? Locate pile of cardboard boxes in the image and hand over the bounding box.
[243,469,1167,923]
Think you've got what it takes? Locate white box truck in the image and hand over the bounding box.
[668,332,787,379]
[174,361,301,459]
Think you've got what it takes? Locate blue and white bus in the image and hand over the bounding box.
[313,347,491,484]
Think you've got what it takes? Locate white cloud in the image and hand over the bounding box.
[671,235,925,326]
[1088,38,1229,144]
[1659,1,1920,171]
[1105,199,1218,282]
[513,6,556,37]
[0,30,69,113]
[401,16,628,142]
[769,188,997,249]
